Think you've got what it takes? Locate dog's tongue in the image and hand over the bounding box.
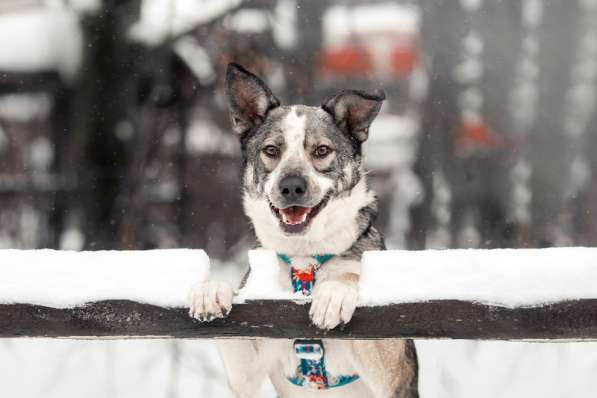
[280,206,311,225]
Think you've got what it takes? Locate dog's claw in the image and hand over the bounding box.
[188,281,234,323]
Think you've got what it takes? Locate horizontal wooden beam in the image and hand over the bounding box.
[2,299,597,340]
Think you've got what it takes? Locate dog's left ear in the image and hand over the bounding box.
[322,89,386,143]
[226,63,280,137]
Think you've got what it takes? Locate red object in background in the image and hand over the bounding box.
[390,46,417,77]
[456,119,509,151]
[318,46,373,76]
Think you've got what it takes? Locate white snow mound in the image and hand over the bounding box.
[236,249,307,302]
[0,249,209,308]
[361,247,597,307]
[239,247,597,308]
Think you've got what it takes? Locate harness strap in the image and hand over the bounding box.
[287,340,359,389]
[278,253,333,297]
[277,253,360,389]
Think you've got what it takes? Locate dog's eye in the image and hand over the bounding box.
[262,145,280,158]
[314,145,332,158]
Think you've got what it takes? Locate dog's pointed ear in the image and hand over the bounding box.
[226,63,280,137]
[322,89,386,142]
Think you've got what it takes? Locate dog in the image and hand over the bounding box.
[189,63,418,398]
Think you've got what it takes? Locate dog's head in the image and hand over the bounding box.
[226,63,384,253]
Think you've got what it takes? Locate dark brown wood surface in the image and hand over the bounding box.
[2,299,597,340]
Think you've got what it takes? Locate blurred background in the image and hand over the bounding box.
[1,0,597,397]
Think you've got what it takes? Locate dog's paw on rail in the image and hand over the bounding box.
[309,280,358,330]
[188,281,233,322]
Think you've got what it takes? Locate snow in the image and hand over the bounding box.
[0,6,82,79]
[236,249,306,302]
[237,247,597,308]
[0,249,209,308]
[2,247,596,309]
[129,0,242,45]
[2,339,597,398]
[360,248,597,307]
[0,339,240,398]
[416,340,597,398]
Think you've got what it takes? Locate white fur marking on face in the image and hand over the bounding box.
[263,107,307,196]
[282,106,306,157]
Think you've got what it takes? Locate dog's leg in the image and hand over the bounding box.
[217,340,289,398]
[189,281,285,397]
[350,339,419,398]
[217,340,259,398]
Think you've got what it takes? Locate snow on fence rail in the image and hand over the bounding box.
[1,248,597,340]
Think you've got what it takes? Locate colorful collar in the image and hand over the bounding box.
[277,253,334,296]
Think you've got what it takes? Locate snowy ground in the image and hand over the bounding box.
[2,339,597,397]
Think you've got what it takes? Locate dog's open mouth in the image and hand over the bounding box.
[269,199,327,233]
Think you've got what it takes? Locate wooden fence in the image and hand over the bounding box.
[2,248,597,341]
[3,299,597,340]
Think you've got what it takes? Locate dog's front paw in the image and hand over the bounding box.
[188,281,233,322]
[309,280,358,330]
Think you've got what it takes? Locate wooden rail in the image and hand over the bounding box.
[3,299,597,340]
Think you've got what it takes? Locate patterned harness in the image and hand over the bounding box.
[277,253,360,390]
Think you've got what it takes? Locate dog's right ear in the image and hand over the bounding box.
[225,63,280,137]
[322,89,385,143]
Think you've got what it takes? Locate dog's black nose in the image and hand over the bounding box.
[279,176,307,200]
